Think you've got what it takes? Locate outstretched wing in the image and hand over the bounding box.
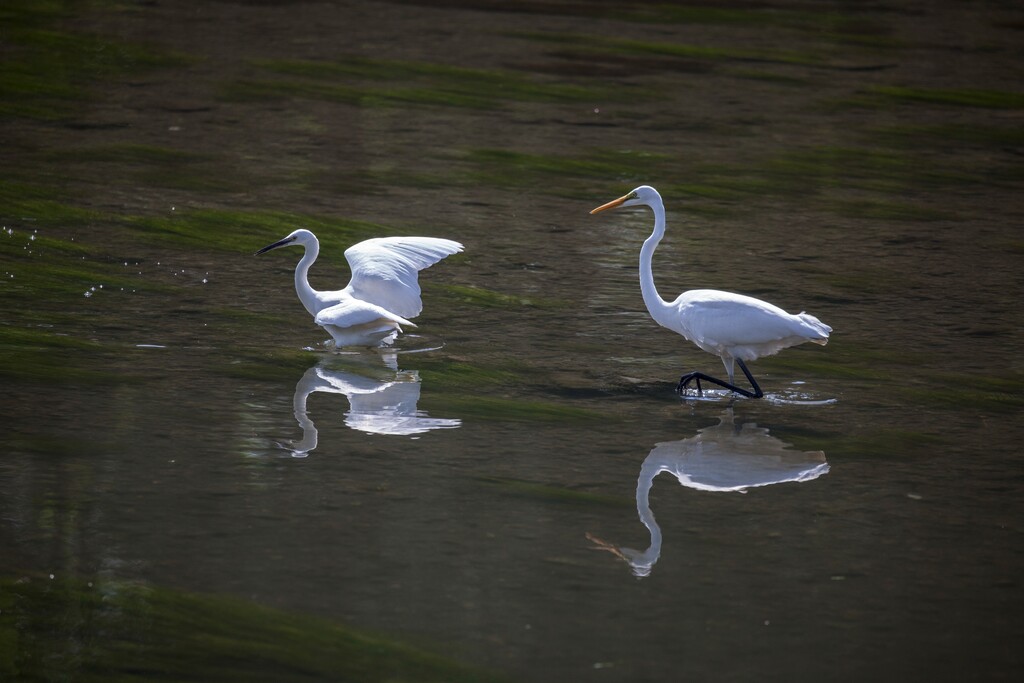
[344,237,463,319]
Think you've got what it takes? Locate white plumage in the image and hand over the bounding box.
[257,229,462,347]
[591,185,830,398]
[673,290,830,363]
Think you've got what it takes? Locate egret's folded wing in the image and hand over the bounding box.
[315,297,414,329]
[679,291,816,348]
[344,237,463,319]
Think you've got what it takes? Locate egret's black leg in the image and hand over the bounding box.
[676,359,763,399]
[676,372,704,396]
[735,359,764,398]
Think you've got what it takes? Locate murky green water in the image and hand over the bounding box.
[2,1,1022,681]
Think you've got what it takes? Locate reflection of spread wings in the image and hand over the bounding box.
[344,237,463,319]
[337,373,461,436]
[315,366,422,415]
[289,364,461,444]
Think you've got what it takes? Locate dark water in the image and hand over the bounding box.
[2,1,1023,681]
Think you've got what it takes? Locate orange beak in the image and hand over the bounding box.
[590,193,631,214]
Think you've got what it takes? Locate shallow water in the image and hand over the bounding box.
[2,1,1023,681]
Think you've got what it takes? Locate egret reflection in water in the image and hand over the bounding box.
[279,358,461,457]
[589,409,829,577]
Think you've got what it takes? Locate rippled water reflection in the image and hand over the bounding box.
[2,1,1022,681]
[279,358,461,456]
[589,408,830,577]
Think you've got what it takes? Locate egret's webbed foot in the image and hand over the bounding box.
[676,359,763,399]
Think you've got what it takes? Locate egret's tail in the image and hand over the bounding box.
[797,312,832,345]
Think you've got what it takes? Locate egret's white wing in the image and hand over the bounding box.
[677,290,828,351]
[315,296,415,328]
[344,237,463,319]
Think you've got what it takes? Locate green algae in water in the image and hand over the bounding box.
[672,144,993,215]
[0,229,93,259]
[605,5,785,25]
[224,77,571,111]
[758,146,973,194]
[0,180,103,227]
[234,56,624,110]
[45,144,211,166]
[866,85,1024,109]
[813,430,945,460]
[0,326,130,384]
[822,198,955,222]
[514,31,823,67]
[598,4,893,41]
[1,14,194,121]
[0,576,508,683]
[831,86,1024,112]
[447,143,963,212]
[218,348,322,383]
[416,361,521,390]
[726,68,812,86]
[122,208,390,254]
[226,78,406,107]
[867,123,1024,150]
[477,476,631,508]
[0,235,152,301]
[895,371,1024,414]
[467,148,669,181]
[44,144,254,194]
[447,148,672,195]
[426,394,610,424]
[437,284,565,310]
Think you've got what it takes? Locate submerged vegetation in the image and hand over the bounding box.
[227,55,629,110]
[437,283,566,310]
[121,208,387,253]
[865,85,1024,109]
[0,576,507,683]
[427,394,610,424]
[434,144,995,222]
[478,476,631,507]
[512,31,825,67]
[0,2,193,121]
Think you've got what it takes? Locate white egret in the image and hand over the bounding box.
[591,185,830,398]
[256,229,462,348]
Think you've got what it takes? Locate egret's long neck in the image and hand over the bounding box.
[290,369,319,455]
[636,463,661,547]
[294,239,322,316]
[640,199,677,330]
[621,460,663,577]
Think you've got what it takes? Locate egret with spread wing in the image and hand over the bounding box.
[256,229,462,348]
[591,185,830,398]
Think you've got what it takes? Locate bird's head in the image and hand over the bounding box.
[590,185,662,214]
[255,228,317,255]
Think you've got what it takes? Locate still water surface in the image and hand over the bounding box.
[2,1,1022,681]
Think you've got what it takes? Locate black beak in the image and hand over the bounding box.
[255,235,297,255]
